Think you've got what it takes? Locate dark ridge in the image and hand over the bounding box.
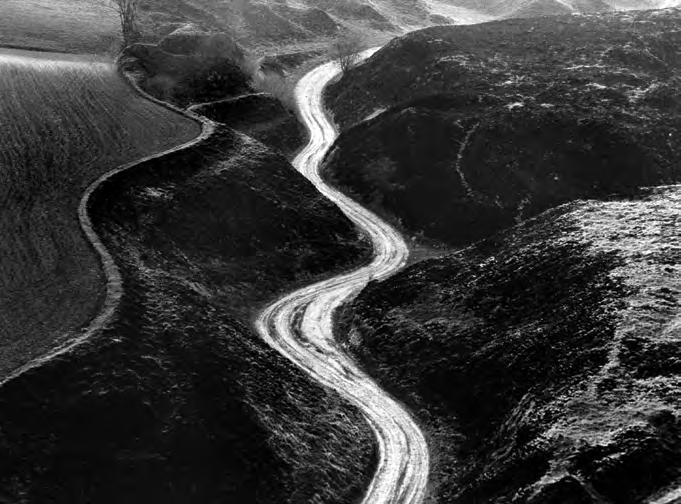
[193,94,306,158]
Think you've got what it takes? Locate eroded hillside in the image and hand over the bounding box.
[338,186,681,503]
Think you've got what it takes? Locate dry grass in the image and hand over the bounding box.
[0,49,198,376]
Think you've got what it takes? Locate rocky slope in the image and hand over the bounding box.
[338,186,681,503]
[0,127,375,503]
[325,9,681,247]
[0,0,396,55]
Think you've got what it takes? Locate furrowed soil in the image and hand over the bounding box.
[0,126,376,503]
[0,50,198,377]
[0,0,118,53]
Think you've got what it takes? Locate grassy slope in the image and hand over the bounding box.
[324,9,681,247]
[191,93,306,158]
[0,0,119,53]
[0,50,199,377]
[136,0,403,52]
[338,188,681,503]
[0,125,374,503]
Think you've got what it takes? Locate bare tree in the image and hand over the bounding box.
[331,33,365,74]
[108,0,141,46]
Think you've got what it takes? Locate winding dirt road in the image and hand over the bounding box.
[255,53,430,503]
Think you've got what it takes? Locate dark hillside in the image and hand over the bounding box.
[119,30,305,155]
[324,8,681,246]
[338,186,681,503]
[0,127,374,503]
[192,93,306,158]
[121,40,252,108]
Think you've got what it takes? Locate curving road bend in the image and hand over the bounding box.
[255,52,430,503]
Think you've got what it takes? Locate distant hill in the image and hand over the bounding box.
[427,0,681,20]
[502,0,612,17]
[5,0,676,61]
[438,0,612,17]
[0,0,406,57]
[609,0,681,8]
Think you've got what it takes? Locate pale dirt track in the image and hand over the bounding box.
[255,53,430,504]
